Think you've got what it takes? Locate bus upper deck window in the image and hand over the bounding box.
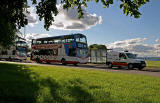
[44,41,48,44]
[48,41,53,44]
[32,40,36,45]
[61,39,65,43]
[66,38,73,43]
[37,41,41,44]
[54,40,58,44]
[54,39,61,44]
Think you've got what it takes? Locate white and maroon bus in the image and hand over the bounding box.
[31,33,88,65]
[0,39,27,61]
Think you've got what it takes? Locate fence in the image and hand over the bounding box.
[89,49,107,63]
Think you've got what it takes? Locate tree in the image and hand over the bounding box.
[0,0,150,47]
[0,14,18,48]
[89,44,107,50]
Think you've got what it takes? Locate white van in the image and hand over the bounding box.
[106,51,146,70]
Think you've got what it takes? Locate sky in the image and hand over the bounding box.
[22,0,160,57]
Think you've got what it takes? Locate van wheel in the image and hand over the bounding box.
[108,63,112,68]
[128,64,133,69]
[61,58,66,65]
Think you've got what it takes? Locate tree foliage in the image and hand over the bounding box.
[34,0,150,30]
[0,0,150,47]
[0,14,18,48]
[0,0,28,48]
[89,44,107,50]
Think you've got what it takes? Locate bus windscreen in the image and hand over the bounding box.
[76,35,87,43]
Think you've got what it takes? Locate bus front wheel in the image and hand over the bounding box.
[61,58,66,65]
[74,63,78,66]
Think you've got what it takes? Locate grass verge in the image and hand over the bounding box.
[146,61,160,68]
[0,63,160,103]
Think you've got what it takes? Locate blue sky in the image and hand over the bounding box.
[22,0,160,56]
[86,0,160,44]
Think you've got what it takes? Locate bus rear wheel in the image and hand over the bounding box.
[108,63,112,68]
[61,58,66,65]
[36,58,41,63]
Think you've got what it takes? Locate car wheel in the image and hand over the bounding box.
[128,64,133,69]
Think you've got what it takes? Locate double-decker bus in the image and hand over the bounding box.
[0,37,27,61]
[31,33,88,65]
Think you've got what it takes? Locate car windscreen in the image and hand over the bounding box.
[126,53,136,59]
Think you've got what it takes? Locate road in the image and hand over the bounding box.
[0,61,160,77]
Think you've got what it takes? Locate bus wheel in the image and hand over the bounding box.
[108,63,112,68]
[61,58,66,65]
[47,62,50,64]
[128,64,133,69]
[74,63,78,66]
[118,66,121,69]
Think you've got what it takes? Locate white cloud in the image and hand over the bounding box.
[50,5,102,31]
[108,38,147,48]
[25,33,50,45]
[107,38,160,57]
[24,7,38,27]
[155,38,160,42]
[154,44,160,48]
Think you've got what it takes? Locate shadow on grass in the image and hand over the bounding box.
[0,63,113,103]
[0,63,67,103]
[67,78,94,103]
[0,63,39,103]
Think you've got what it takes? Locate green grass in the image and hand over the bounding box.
[0,63,160,103]
[146,61,160,68]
